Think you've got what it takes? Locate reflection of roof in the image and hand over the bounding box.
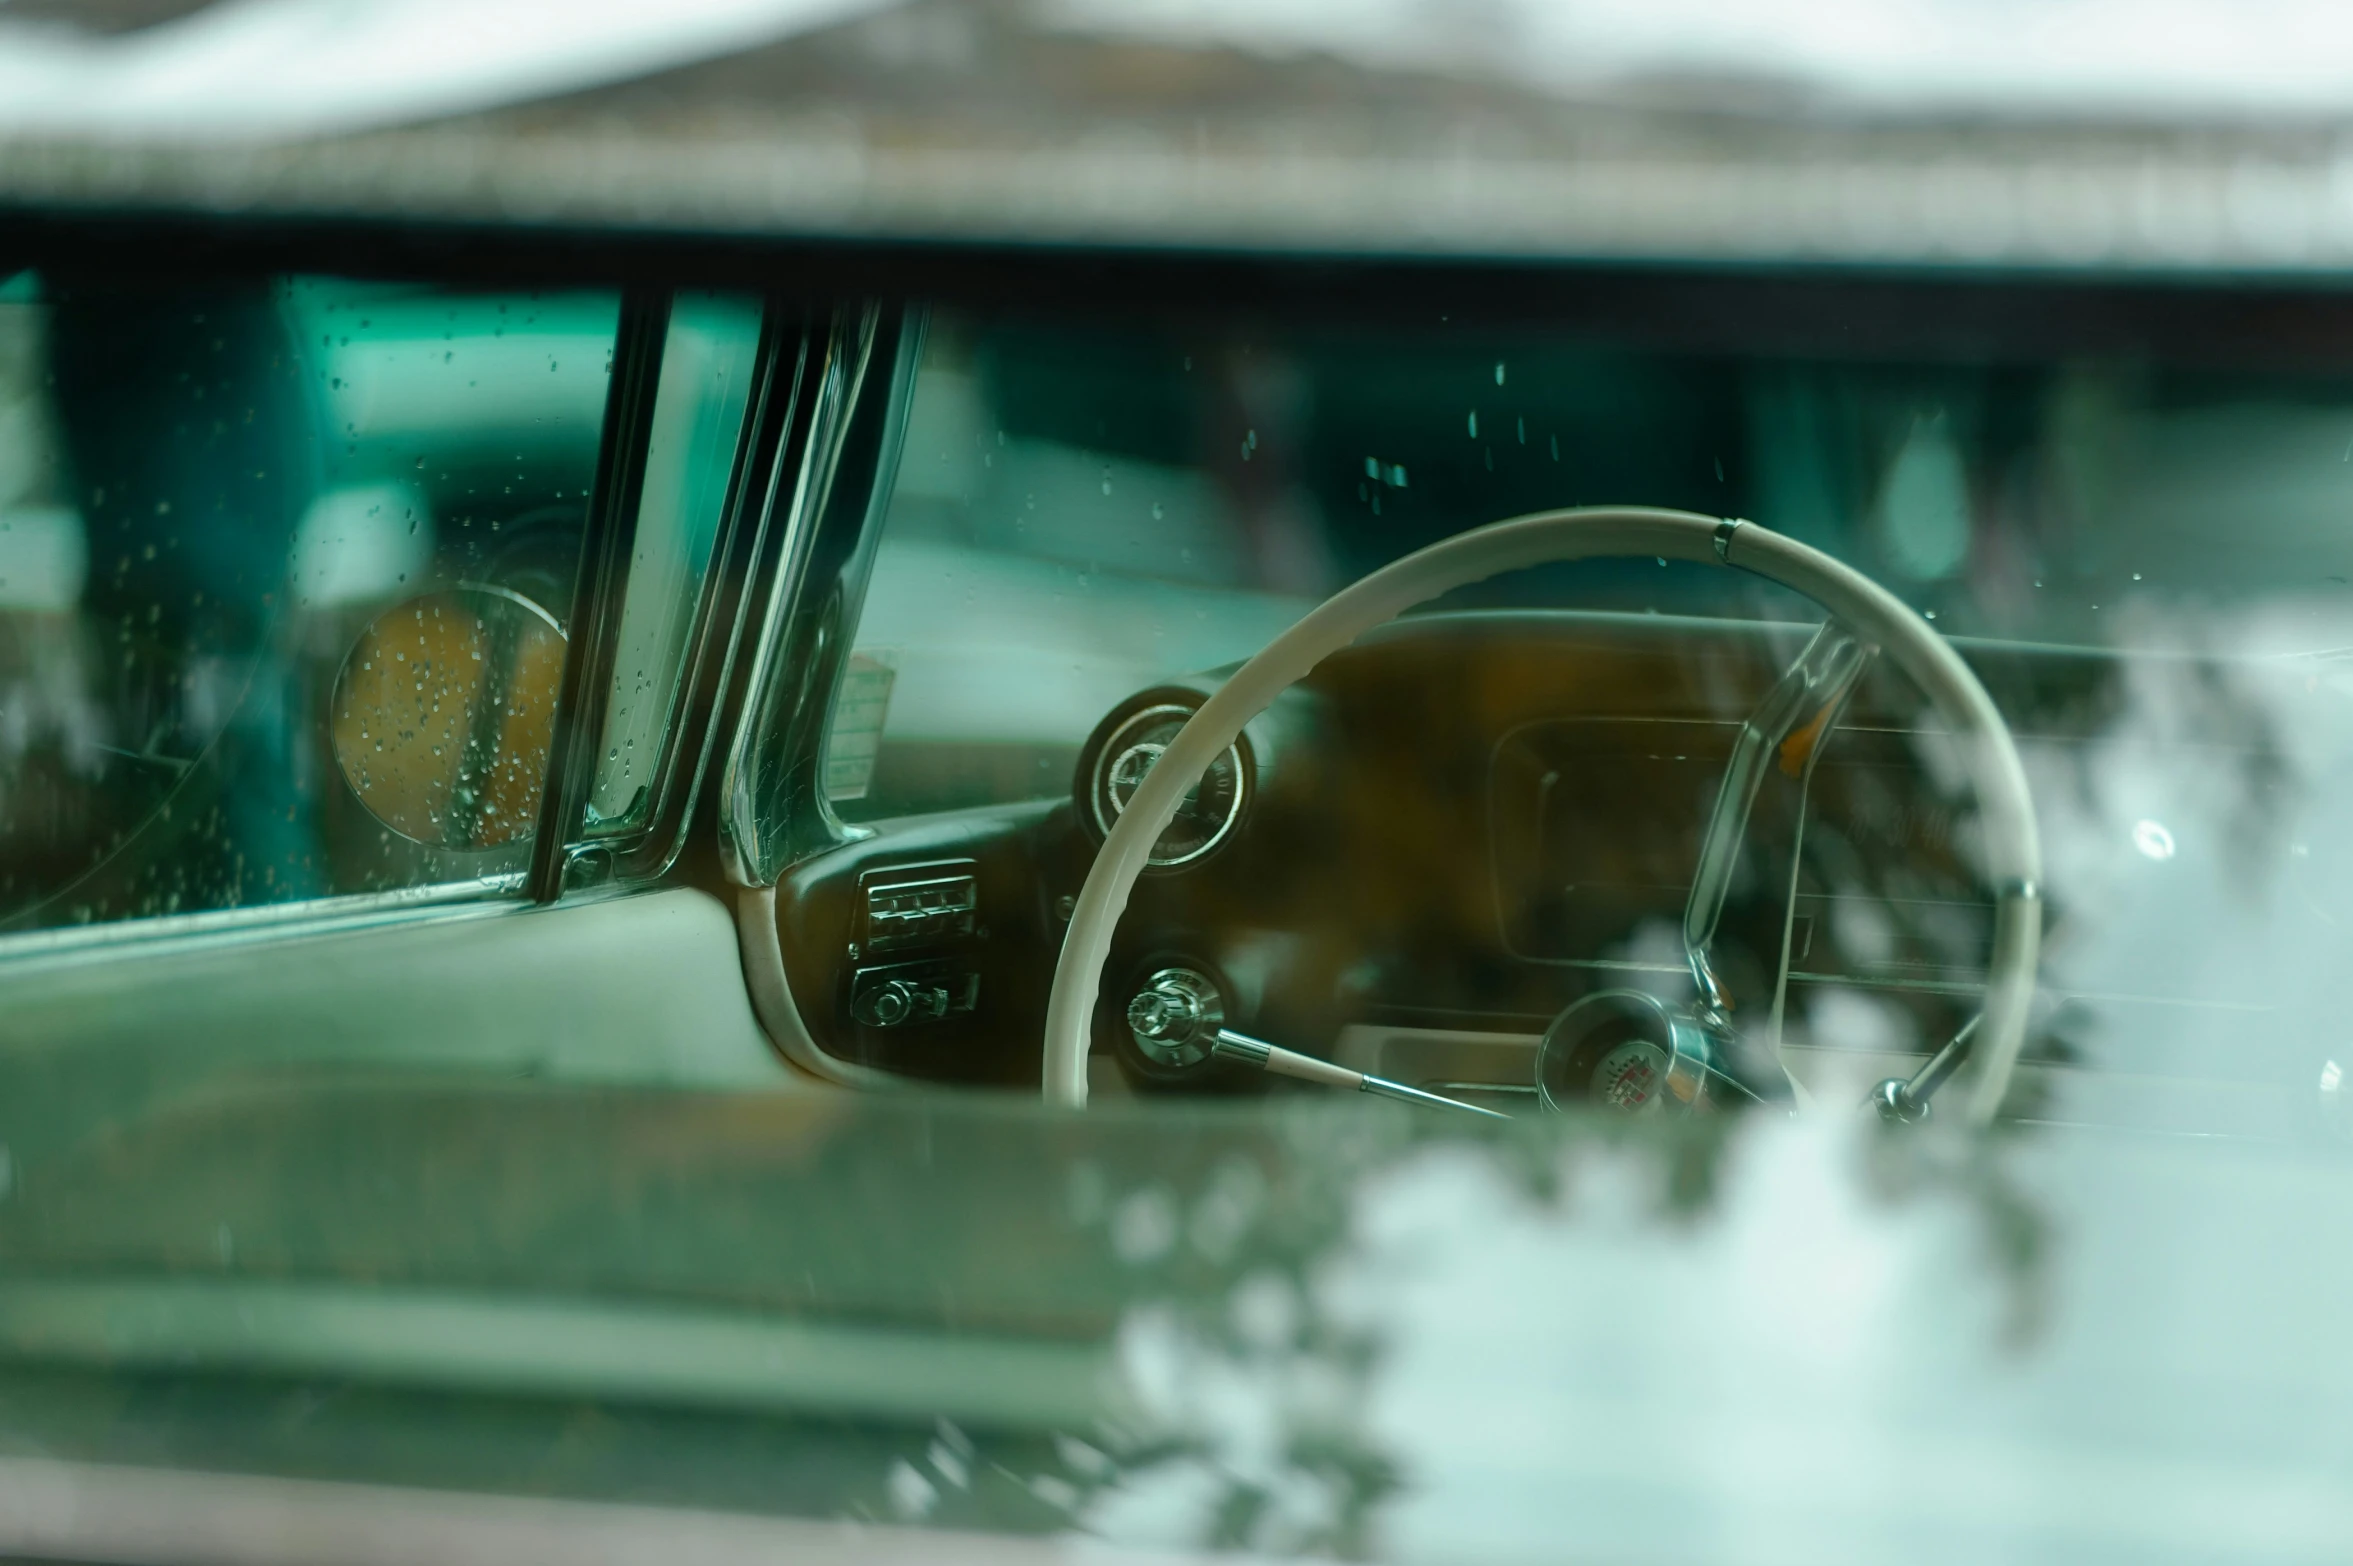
[11,0,2353,270]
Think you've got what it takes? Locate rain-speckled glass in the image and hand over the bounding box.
[0,273,619,930]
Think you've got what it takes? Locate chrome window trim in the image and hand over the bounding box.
[718,303,892,889]
[710,303,926,1086]
[529,289,672,903]
[0,876,532,977]
[589,300,806,891]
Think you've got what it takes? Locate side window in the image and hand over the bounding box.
[0,273,624,932]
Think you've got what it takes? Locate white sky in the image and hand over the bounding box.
[0,0,888,138]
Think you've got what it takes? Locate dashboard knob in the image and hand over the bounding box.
[863,978,955,1029]
[870,980,920,1028]
[1125,967,1225,1068]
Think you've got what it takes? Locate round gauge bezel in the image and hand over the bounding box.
[1084,699,1252,871]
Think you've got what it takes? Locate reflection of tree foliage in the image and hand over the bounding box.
[2177,655,2293,903]
[1064,1100,1435,1557]
[1862,1122,2054,1349]
[1053,1104,2048,1558]
[0,1070,2055,1550]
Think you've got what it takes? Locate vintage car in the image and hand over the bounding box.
[0,2,2351,1561]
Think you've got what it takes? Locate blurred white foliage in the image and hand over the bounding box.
[1053,0,2353,116]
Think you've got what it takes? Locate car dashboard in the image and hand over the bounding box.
[775,610,2334,1134]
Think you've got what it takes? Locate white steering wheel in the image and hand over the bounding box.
[1043,508,2042,1127]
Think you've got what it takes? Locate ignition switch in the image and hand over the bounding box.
[850,959,980,1029]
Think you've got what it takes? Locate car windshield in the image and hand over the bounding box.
[825,308,2353,1112]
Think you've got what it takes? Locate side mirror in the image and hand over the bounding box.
[329,586,566,850]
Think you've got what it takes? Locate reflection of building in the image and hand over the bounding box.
[41,280,321,917]
[0,279,106,915]
[0,275,87,612]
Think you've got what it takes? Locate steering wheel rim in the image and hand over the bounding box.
[1043,508,2043,1127]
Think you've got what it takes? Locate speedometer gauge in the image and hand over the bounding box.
[1087,703,1249,869]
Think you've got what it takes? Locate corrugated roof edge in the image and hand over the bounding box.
[11,125,2353,273]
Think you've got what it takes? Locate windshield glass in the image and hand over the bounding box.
[841,313,2353,817]
[820,308,2353,1116]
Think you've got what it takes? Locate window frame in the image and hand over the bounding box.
[581,299,814,892]
[0,278,811,964]
[718,305,926,891]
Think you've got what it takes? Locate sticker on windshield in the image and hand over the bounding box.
[824,649,899,802]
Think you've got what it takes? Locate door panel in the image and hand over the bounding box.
[0,888,805,1164]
